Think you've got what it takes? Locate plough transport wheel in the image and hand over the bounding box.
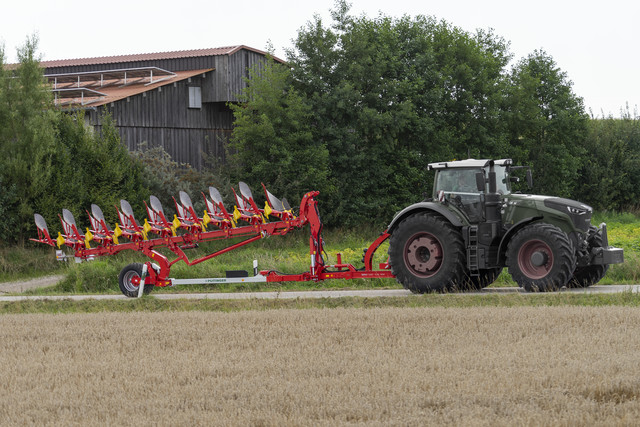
[118,263,153,298]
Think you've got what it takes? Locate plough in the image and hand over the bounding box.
[32,183,394,297]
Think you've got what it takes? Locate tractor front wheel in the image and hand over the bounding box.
[118,263,154,298]
[388,213,466,293]
[506,224,576,292]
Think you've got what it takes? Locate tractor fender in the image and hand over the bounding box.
[497,216,543,263]
[387,202,464,233]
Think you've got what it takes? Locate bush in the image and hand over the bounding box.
[132,143,232,215]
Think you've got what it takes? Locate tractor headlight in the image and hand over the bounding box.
[567,206,588,215]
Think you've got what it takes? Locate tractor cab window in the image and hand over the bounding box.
[434,168,482,197]
[490,165,511,195]
[434,166,511,197]
[434,168,484,221]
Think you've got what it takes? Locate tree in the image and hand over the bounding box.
[0,36,151,243]
[504,50,588,197]
[228,57,330,204]
[0,35,57,240]
[286,1,511,225]
[574,107,640,210]
[34,111,150,226]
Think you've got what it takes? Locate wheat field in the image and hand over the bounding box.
[1,306,640,425]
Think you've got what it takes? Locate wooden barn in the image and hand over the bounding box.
[42,46,278,168]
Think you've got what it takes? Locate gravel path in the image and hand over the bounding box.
[0,284,639,302]
[0,275,65,294]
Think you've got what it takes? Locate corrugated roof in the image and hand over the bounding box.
[41,45,278,68]
[56,68,213,108]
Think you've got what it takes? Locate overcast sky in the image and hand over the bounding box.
[1,0,638,117]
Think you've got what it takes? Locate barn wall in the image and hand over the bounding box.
[88,72,233,169]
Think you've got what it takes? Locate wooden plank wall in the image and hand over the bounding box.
[226,51,267,101]
[91,124,232,170]
[89,72,234,169]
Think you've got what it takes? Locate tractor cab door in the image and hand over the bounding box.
[434,168,485,223]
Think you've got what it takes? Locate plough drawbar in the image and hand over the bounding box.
[33,183,394,297]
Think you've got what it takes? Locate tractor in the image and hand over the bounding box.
[387,159,624,292]
[34,159,624,297]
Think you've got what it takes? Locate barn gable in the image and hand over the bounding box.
[42,46,277,168]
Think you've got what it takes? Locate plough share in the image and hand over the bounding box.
[32,183,394,297]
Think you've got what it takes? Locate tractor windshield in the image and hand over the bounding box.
[434,165,511,198]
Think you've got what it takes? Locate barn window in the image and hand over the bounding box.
[189,86,202,109]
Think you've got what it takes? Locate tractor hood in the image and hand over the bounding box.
[542,197,593,231]
[504,194,593,233]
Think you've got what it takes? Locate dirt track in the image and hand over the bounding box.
[0,275,65,294]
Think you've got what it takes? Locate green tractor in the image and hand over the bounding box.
[387,159,624,292]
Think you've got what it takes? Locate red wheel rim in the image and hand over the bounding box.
[403,232,443,278]
[518,239,554,279]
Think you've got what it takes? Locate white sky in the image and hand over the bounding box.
[1,0,638,117]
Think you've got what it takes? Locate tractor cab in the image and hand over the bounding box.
[430,159,514,223]
[432,159,513,197]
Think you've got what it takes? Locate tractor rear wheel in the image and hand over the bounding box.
[118,263,154,298]
[388,213,466,293]
[568,226,609,288]
[506,224,576,292]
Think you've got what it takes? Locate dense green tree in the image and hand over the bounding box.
[0,176,17,244]
[0,36,150,243]
[0,36,57,240]
[228,57,330,204]
[34,111,150,226]
[574,108,640,210]
[504,50,588,197]
[286,1,511,225]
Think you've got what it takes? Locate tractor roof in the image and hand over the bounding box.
[427,158,512,170]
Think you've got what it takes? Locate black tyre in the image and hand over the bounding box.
[567,226,609,288]
[118,263,154,298]
[506,224,576,292]
[459,268,503,291]
[388,213,466,293]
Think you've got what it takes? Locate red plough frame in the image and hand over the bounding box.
[32,183,394,297]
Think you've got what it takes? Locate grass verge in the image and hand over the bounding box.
[3,290,640,314]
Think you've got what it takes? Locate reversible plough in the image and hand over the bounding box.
[32,183,394,297]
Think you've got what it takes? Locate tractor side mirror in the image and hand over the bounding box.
[475,172,485,192]
[526,170,533,188]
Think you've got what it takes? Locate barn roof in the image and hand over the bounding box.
[41,45,282,69]
[52,68,213,108]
